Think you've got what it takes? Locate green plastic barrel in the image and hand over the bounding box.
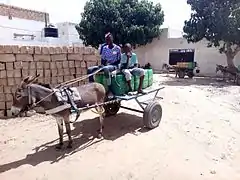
[111,74,134,95]
[134,70,149,91]
[238,65,240,71]
[187,62,194,69]
[148,69,153,87]
[94,73,108,91]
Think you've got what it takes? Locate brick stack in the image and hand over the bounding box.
[0,45,100,117]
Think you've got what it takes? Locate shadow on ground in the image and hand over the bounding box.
[0,112,149,173]
[159,74,237,88]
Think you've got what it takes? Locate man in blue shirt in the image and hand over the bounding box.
[87,33,121,94]
[120,43,146,94]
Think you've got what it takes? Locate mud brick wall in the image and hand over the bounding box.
[0,45,100,117]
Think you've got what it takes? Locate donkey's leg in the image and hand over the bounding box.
[56,117,64,149]
[64,116,73,148]
[96,106,105,139]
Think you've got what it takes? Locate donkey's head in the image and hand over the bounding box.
[11,74,40,116]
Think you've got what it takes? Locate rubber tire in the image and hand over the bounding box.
[104,101,121,117]
[143,101,162,129]
[178,70,185,78]
[187,71,194,79]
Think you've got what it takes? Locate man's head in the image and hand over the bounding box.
[123,43,132,53]
[105,32,113,45]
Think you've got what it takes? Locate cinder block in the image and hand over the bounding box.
[22,62,29,70]
[51,69,57,76]
[62,61,69,68]
[7,78,15,86]
[70,68,76,75]
[3,86,11,93]
[41,47,50,54]
[74,46,84,54]
[0,45,12,53]
[55,47,62,54]
[12,45,20,54]
[6,101,12,109]
[34,46,41,54]
[86,61,97,68]
[6,62,13,70]
[11,86,17,92]
[57,76,64,83]
[84,47,95,55]
[0,102,5,110]
[64,76,71,82]
[81,68,87,75]
[75,68,82,75]
[29,62,36,69]
[36,62,43,69]
[0,110,5,117]
[56,62,63,68]
[13,69,21,77]
[68,54,83,61]
[5,93,13,101]
[14,62,22,69]
[51,54,67,61]
[84,55,97,61]
[44,77,51,84]
[19,46,34,54]
[0,79,7,86]
[0,63,5,70]
[49,47,55,54]
[34,55,51,61]
[57,68,64,76]
[15,78,22,84]
[7,70,14,77]
[0,70,7,78]
[75,61,81,67]
[0,86,3,93]
[36,69,43,77]
[29,70,36,76]
[63,68,70,75]
[22,70,28,77]
[67,47,74,53]
[62,46,68,53]
[44,69,51,77]
[68,61,75,68]
[0,93,5,101]
[0,54,15,62]
[80,61,86,68]
[51,77,58,84]
[50,62,56,69]
[6,110,13,117]
[16,54,33,61]
[43,62,50,69]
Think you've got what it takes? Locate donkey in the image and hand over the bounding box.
[215,64,238,82]
[11,75,106,149]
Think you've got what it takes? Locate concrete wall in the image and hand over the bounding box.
[0,45,100,117]
[134,29,240,76]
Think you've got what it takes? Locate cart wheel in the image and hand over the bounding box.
[143,101,162,129]
[104,101,121,117]
[187,71,194,78]
[178,70,185,78]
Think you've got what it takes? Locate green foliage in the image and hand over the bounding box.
[76,0,164,48]
[183,0,240,59]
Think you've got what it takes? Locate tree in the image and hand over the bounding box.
[76,0,164,48]
[183,0,240,69]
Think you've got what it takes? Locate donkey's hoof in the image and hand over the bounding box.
[97,133,103,139]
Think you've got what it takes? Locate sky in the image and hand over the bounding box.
[1,0,192,31]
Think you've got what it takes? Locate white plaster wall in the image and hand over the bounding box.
[135,29,240,76]
[0,15,44,44]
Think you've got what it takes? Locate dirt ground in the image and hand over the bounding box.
[1,74,240,180]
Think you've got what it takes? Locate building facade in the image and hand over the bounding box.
[135,28,240,76]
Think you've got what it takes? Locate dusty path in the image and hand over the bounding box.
[1,74,240,180]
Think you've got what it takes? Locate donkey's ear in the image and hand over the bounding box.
[23,76,30,83]
[28,74,40,84]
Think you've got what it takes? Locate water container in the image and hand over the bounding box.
[148,69,153,86]
[111,74,134,95]
[94,73,108,91]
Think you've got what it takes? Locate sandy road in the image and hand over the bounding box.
[1,74,240,180]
